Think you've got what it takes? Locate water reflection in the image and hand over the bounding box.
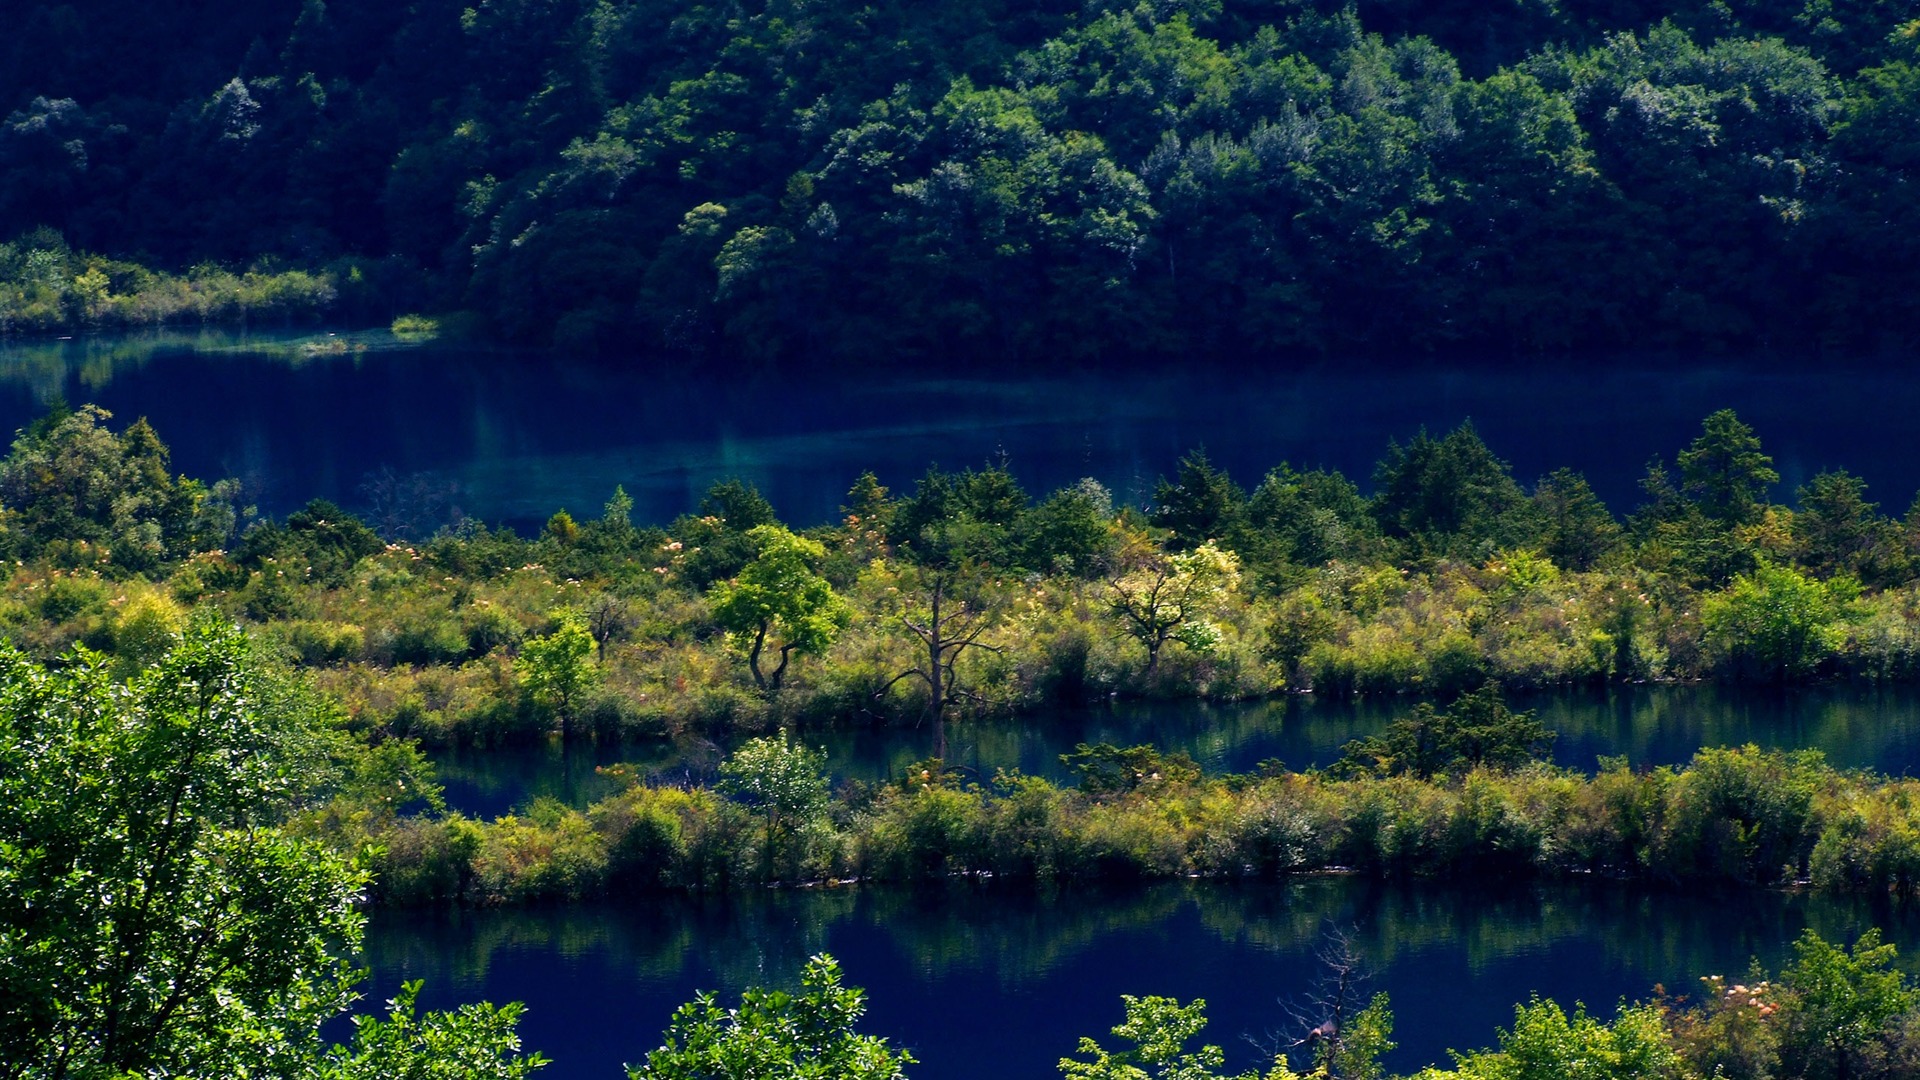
[357,878,1920,1080]
[14,332,1920,536]
[432,684,1920,818]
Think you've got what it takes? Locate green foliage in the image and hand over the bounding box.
[1371,424,1536,561]
[719,730,831,878]
[675,479,780,586]
[0,405,209,570]
[1430,999,1684,1080]
[1657,745,1825,884]
[708,525,851,693]
[4,0,1920,355]
[0,615,538,1080]
[1531,469,1622,573]
[1024,479,1119,577]
[1152,451,1247,552]
[0,616,359,1075]
[235,498,386,586]
[1061,995,1276,1080]
[0,240,338,334]
[1107,538,1242,678]
[390,314,442,339]
[1062,743,1204,798]
[320,981,548,1080]
[517,608,600,730]
[1331,993,1398,1080]
[1243,464,1382,582]
[1795,471,1909,587]
[1702,561,1857,680]
[1779,929,1919,1080]
[1338,683,1555,780]
[888,465,1031,569]
[1678,410,1780,530]
[629,954,913,1080]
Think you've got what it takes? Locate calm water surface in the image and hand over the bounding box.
[6,329,1920,533]
[28,331,1920,1077]
[434,684,1920,817]
[356,878,1920,1080]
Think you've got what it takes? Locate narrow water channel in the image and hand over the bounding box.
[357,878,1920,1080]
[430,683,1920,818]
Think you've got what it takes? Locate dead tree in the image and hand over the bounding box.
[878,570,1000,759]
[1260,926,1391,1080]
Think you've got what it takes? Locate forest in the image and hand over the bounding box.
[8,0,1920,357]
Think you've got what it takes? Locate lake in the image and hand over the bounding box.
[6,329,1920,536]
[432,683,1920,818]
[355,877,1920,1080]
[23,329,1920,1077]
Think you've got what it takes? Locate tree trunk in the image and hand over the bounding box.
[747,623,769,691]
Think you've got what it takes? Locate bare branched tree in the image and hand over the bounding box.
[878,568,1002,758]
[584,591,631,664]
[1256,925,1393,1080]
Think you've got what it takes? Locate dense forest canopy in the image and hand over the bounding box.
[6,0,1920,358]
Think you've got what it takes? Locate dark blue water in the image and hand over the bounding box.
[27,331,1920,1077]
[354,878,1920,1080]
[433,684,1920,818]
[7,330,1920,534]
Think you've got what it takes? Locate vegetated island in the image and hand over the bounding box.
[7,403,1918,752]
[12,397,1920,1076]
[9,400,1920,898]
[10,620,1920,1079]
[7,0,1920,359]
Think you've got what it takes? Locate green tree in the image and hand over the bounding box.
[1243,464,1381,579]
[1062,996,1242,1080]
[0,617,541,1080]
[1437,999,1685,1080]
[1106,538,1241,677]
[1151,450,1248,552]
[320,981,548,1080]
[1780,929,1918,1080]
[1337,682,1554,780]
[675,479,781,587]
[1795,470,1907,586]
[234,499,386,587]
[1701,560,1856,681]
[1060,743,1202,798]
[1531,469,1622,572]
[630,954,911,1080]
[1372,423,1535,560]
[700,478,778,531]
[708,525,851,694]
[602,485,635,531]
[517,608,600,734]
[887,465,1029,570]
[0,405,201,570]
[1022,479,1117,577]
[1061,994,1311,1080]
[718,731,831,879]
[0,616,358,1077]
[1678,409,1779,529]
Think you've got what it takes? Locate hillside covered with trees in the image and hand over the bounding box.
[8,0,1920,358]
